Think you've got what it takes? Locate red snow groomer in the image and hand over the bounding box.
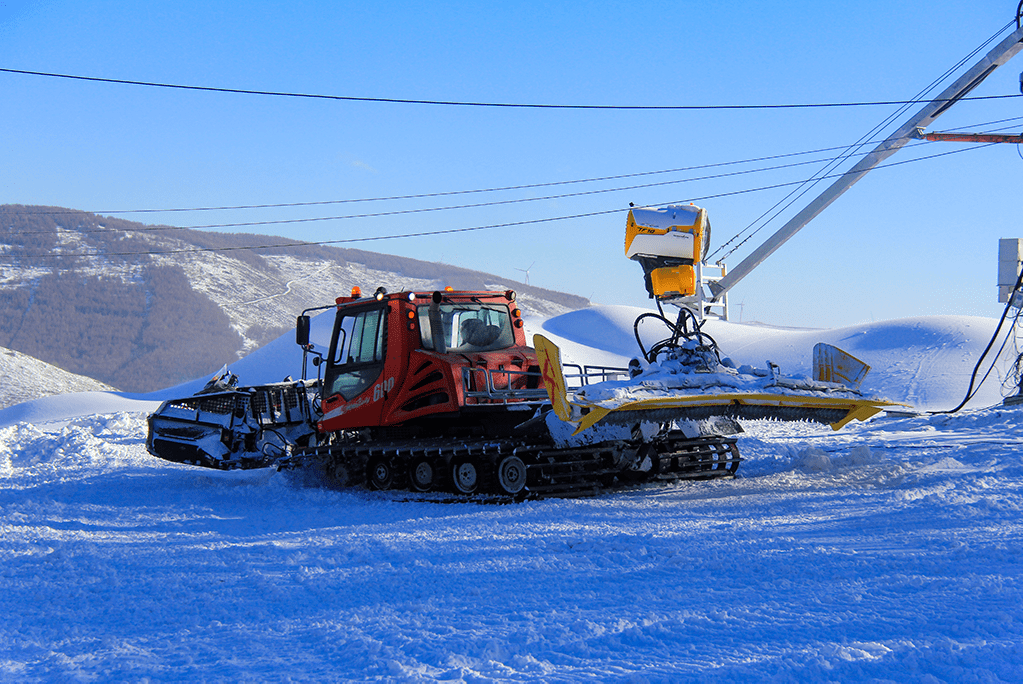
[147,285,894,498]
[282,286,745,496]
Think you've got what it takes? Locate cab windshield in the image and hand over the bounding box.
[418,304,514,353]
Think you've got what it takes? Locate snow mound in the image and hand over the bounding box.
[0,346,116,410]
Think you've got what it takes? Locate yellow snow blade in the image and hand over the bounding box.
[533,333,574,422]
[533,334,903,435]
[570,393,900,434]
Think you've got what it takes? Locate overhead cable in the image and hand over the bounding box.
[2,66,1021,111]
[11,140,911,217]
[8,149,934,236]
[4,142,994,261]
[9,117,1021,223]
[6,139,976,237]
[12,118,1014,230]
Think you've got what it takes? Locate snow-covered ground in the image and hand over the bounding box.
[2,305,1022,681]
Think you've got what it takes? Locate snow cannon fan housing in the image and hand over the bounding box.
[625,204,711,300]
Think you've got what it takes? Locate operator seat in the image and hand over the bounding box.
[460,319,500,347]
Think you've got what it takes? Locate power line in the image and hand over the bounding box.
[935,114,1023,132]
[8,111,1019,223]
[9,141,901,217]
[12,118,1015,226]
[6,150,919,236]
[7,137,973,237]
[2,66,1022,112]
[10,140,909,219]
[5,141,993,261]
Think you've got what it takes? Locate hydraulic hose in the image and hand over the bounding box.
[934,263,1023,414]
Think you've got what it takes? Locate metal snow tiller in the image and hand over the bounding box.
[148,286,749,495]
[145,372,319,470]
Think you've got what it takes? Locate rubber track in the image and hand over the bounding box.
[285,432,741,499]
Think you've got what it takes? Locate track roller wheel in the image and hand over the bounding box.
[328,460,354,487]
[496,455,527,495]
[367,457,395,490]
[450,456,481,495]
[408,456,435,492]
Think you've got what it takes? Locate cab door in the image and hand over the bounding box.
[321,303,388,428]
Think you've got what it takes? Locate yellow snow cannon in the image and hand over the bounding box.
[625,204,710,300]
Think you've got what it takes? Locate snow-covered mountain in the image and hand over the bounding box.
[0,205,588,393]
[1,306,1021,681]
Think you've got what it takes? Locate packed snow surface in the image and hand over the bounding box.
[2,306,1022,680]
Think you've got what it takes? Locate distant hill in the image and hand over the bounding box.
[0,205,589,393]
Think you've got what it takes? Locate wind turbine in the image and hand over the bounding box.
[515,261,535,286]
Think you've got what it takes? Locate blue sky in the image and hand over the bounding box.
[2,1,1022,327]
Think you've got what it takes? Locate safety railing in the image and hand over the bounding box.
[461,367,550,404]
[562,364,630,387]
[461,364,629,403]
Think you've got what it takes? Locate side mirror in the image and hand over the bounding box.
[296,315,311,347]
